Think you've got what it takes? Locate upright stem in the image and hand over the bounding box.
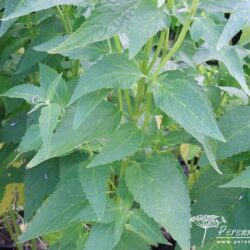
[124,90,134,120]
[153,0,199,81]
[56,6,70,33]
[146,31,166,74]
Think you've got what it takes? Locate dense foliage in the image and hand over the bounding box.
[0,0,250,249]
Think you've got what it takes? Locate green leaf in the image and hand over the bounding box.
[128,209,168,245]
[49,0,141,54]
[153,74,225,142]
[19,124,42,153]
[84,223,120,250]
[79,164,111,221]
[39,64,69,107]
[127,0,169,58]
[0,0,18,37]
[1,84,45,104]
[125,155,191,250]
[217,0,250,49]
[191,17,250,95]
[220,167,250,189]
[216,106,250,160]
[69,53,142,105]
[3,0,86,20]
[114,229,151,250]
[19,161,88,242]
[27,101,122,168]
[39,103,61,155]
[73,90,109,129]
[24,159,60,221]
[46,74,62,102]
[87,123,143,168]
[35,36,110,61]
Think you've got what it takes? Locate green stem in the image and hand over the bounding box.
[56,6,70,33]
[114,36,122,53]
[62,5,72,32]
[162,29,170,56]
[153,0,199,81]
[31,239,37,250]
[124,90,134,119]
[142,37,153,73]
[118,90,124,112]
[134,79,145,116]
[146,31,166,74]
[142,92,152,130]
[25,15,33,29]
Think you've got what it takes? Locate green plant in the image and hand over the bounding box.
[0,0,250,249]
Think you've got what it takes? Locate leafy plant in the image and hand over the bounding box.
[0,0,250,249]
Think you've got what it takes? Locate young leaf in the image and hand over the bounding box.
[3,0,86,20]
[152,76,225,142]
[73,90,109,129]
[87,123,143,168]
[125,155,191,250]
[217,0,250,49]
[27,101,122,168]
[69,53,142,105]
[220,167,250,188]
[1,84,45,104]
[39,103,61,155]
[79,164,111,221]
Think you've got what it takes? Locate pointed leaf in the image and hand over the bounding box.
[128,209,168,245]
[79,165,110,221]
[39,103,61,155]
[127,0,169,58]
[49,0,140,54]
[153,75,225,142]
[217,0,250,49]
[1,84,45,104]
[87,123,143,168]
[69,53,142,105]
[114,229,151,250]
[46,74,62,102]
[125,155,191,250]
[220,167,250,188]
[19,175,88,242]
[73,90,109,129]
[191,17,250,95]
[27,101,122,168]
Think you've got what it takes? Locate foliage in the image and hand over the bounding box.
[0,0,250,249]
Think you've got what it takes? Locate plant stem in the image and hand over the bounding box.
[62,5,72,32]
[153,0,199,81]
[118,90,124,112]
[146,31,166,74]
[201,227,207,247]
[56,6,70,33]
[124,90,134,119]
[142,92,152,130]
[31,239,37,250]
[142,37,153,73]
[134,79,145,116]
[114,36,122,53]
[25,15,33,29]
